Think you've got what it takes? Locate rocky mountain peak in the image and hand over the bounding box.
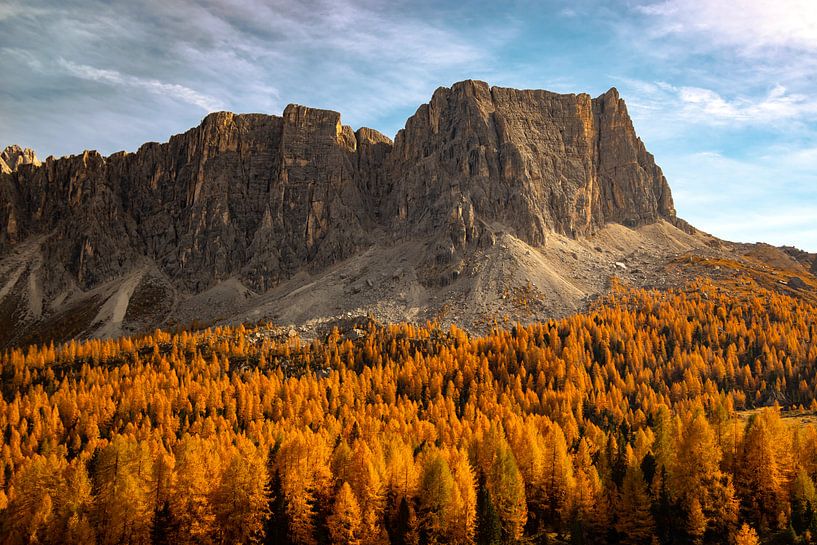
[0,81,707,346]
[1,144,41,173]
[383,80,681,270]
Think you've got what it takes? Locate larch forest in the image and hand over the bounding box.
[1,279,817,545]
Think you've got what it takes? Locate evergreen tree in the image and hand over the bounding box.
[393,496,419,545]
[476,474,502,545]
[488,442,527,542]
[614,449,654,545]
[151,500,176,545]
[686,498,706,545]
[327,482,362,545]
[418,453,454,544]
[734,523,760,545]
[263,468,291,545]
[653,466,677,545]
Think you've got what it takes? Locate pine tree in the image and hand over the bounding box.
[653,466,679,545]
[151,500,176,545]
[476,474,502,545]
[542,422,575,527]
[3,455,59,545]
[686,497,706,545]
[263,467,291,545]
[448,451,476,545]
[169,436,218,543]
[665,411,740,542]
[739,410,792,532]
[571,438,602,544]
[394,496,419,545]
[92,437,153,545]
[212,442,269,544]
[614,449,654,545]
[489,442,527,542]
[327,482,362,545]
[418,453,455,544]
[791,469,816,535]
[48,459,95,545]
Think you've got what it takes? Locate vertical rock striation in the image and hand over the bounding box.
[0,108,390,296]
[383,80,678,254]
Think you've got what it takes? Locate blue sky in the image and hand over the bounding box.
[1,0,816,251]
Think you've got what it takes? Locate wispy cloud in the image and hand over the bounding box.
[58,59,224,112]
[638,0,817,55]
[0,0,501,152]
[623,79,817,127]
[661,149,817,250]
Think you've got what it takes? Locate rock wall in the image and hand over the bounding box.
[384,81,677,252]
[0,81,680,301]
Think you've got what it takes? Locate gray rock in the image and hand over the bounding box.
[0,80,696,346]
[788,276,807,290]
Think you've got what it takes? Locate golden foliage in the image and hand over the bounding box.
[0,283,816,544]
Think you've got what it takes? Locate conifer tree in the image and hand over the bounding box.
[212,442,268,544]
[476,474,502,545]
[614,449,654,545]
[686,497,706,545]
[418,453,455,544]
[263,467,291,545]
[151,500,176,545]
[393,496,419,545]
[489,442,527,542]
[327,482,362,545]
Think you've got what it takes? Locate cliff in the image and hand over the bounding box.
[0,80,703,346]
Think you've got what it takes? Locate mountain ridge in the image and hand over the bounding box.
[0,80,812,347]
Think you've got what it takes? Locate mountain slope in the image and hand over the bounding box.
[0,81,812,346]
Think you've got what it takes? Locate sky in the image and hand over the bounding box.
[1,0,816,251]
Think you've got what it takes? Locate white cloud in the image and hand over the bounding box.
[58,59,225,112]
[638,0,817,55]
[617,77,817,131]
[0,2,48,21]
[7,0,499,142]
[677,84,817,124]
[0,47,43,71]
[177,0,492,124]
[626,0,817,133]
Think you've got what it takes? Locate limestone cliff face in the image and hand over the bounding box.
[0,80,686,343]
[384,81,677,255]
[0,108,384,296]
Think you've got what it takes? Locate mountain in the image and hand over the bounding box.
[0,80,813,347]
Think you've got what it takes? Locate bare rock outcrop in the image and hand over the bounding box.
[384,82,677,246]
[0,80,700,346]
[1,145,40,173]
[0,107,372,296]
[381,81,680,282]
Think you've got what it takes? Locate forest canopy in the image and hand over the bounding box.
[2,281,817,544]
